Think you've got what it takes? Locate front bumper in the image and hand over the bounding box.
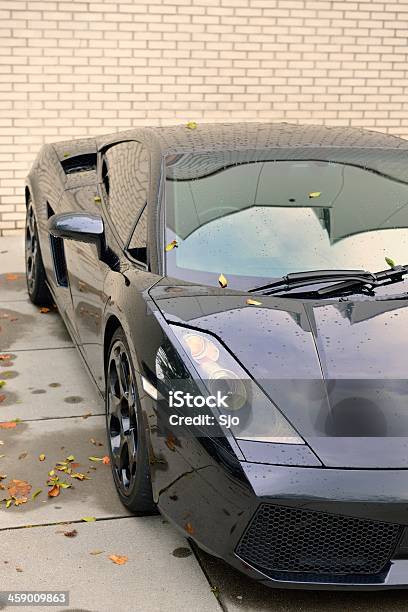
[158,458,408,590]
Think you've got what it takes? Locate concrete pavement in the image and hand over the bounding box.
[1,235,408,612]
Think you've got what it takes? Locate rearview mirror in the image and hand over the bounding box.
[48,213,105,258]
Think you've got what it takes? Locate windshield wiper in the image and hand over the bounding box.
[248,266,408,297]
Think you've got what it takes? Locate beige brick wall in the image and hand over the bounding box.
[1,0,408,235]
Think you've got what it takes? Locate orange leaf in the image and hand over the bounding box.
[102,456,110,465]
[14,497,27,506]
[0,421,16,429]
[8,479,31,498]
[0,354,12,361]
[38,454,46,461]
[108,554,128,565]
[0,394,6,403]
[6,274,18,281]
[48,484,60,497]
[185,522,194,535]
[39,307,50,314]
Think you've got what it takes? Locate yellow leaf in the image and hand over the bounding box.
[5,499,12,508]
[308,191,321,198]
[48,470,55,477]
[165,240,178,252]
[66,455,75,462]
[94,196,101,204]
[82,516,96,522]
[246,298,262,306]
[71,472,90,481]
[88,456,103,462]
[0,381,5,388]
[108,554,128,565]
[218,273,228,288]
[385,256,396,268]
[32,489,42,500]
[90,549,104,555]
[38,454,46,461]
[186,121,197,130]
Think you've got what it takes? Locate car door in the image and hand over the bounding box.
[65,140,150,391]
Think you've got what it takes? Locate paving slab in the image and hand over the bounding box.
[0,415,131,529]
[0,301,73,351]
[0,271,28,302]
[0,518,220,612]
[0,347,102,421]
[0,237,25,274]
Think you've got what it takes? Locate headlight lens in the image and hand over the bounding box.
[170,325,304,445]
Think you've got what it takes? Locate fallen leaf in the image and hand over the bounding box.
[59,482,71,489]
[82,412,92,419]
[70,462,80,469]
[0,474,7,480]
[90,549,104,555]
[39,307,50,314]
[15,567,23,572]
[66,455,75,462]
[0,381,5,388]
[218,273,228,288]
[0,422,16,429]
[82,516,96,522]
[48,469,55,477]
[94,196,101,204]
[31,489,42,500]
[108,554,128,565]
[185,522,194,535]
[18,452,27,460]
[165,434,176,451]
[38,454,46,461]
[63,529,78,538]
[90,438,103,447]
[0,395,6,404]
[211,586,220,598]
[165,240,178,252]
[6,274,18,281]
[71,472,90,481]
[88,456,104,462]
[308,191,321,198]
[8,479,31,498]
[385,256,396,268]
[14,497,27,506]
[48,484,60,497]
[102,456,110,465]
[0,355,12,361]
[186,121,197,130]
[246,298,262,306]
[5,499,12,508]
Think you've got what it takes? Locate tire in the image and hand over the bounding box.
[105,327,157,515]
[25,200,52,306]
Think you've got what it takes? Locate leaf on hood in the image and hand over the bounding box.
[39,307,50,314]
[82,516,96,522]
[63,529,78,538]
[8,479,31,498]
[246,298,262,306]
[108,554,128,565]
[385,256,396,268]
[165,240,178,252]
[218,273,228,288]
[38,454,46,461]
[32,489,42,499]
[48,484,60,497]
[308,191,321,198]
[102,456,110,465]
[0,422,16,429]
[186,121,197,130]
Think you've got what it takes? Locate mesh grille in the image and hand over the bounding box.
[236,504,402,577]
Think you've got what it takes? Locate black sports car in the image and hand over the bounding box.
[25,122,408,589]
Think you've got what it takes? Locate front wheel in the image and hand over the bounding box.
[25,201,52,306]
[105,328,157,515]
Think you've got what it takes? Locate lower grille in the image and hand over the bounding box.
[236,504,402,576]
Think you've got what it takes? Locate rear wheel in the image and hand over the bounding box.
[106,328,157,515]
[25,201,52,306]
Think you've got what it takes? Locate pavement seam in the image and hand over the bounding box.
[0,515,133,533]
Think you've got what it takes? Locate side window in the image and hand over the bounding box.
[101,141,149,245]
[128,205,148,264]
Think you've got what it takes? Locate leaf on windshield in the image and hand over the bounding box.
[218,274,228,288]
[165,240,178,252]
[246,298,262,306]
[385,257,396,268]
[308,191,321,198]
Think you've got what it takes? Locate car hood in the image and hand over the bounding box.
[150,281,408,469]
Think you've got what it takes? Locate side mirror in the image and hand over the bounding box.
[48,213,105,258]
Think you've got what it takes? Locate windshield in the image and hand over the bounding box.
[164,149,408,290]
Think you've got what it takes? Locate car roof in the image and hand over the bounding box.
[95,122,408,155]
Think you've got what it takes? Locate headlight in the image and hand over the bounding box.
[170,325,304,445]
